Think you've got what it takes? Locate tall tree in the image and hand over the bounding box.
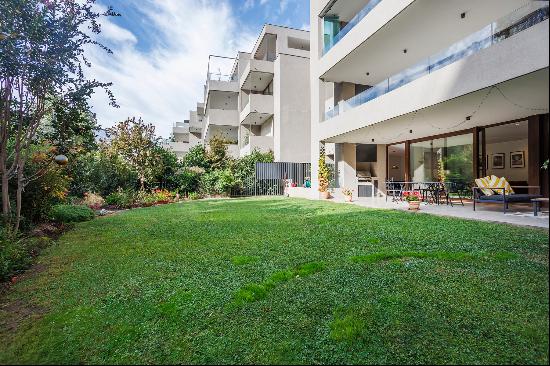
[105,117,161,189]
[42,97,99,155]
[0,0,118,233]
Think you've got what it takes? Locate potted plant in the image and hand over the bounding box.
[318,146,332,199]
[403,191,422,211]
[342,187,354,202]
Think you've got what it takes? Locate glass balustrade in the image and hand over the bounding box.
[207,72,238,82]
[323,0,383,55]
[324,2,549,121]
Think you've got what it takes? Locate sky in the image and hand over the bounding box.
[88,0,310,137]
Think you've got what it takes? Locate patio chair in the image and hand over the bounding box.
[443,181,465,206]
[385,181,404,202]
[473,182,542,213]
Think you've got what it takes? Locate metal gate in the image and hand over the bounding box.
[231,162,311,197]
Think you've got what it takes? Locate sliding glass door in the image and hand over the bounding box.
[409,133,473,184]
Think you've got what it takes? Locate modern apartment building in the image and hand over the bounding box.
[164,120,190,159]
[200,55,241,158]
[310,0,549,198]
[188,102,205,150]
[236,24,311,163]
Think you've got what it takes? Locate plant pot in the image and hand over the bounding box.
[320,191,331,199]
[408,200,421,211]
[344,195,353,202]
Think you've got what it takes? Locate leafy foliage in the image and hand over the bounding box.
[105,117,161,189]
[68,151,138,197]
[230,149,273,187]
[206,136,231,171]
[318,145,331,192]
[41,97,99,155]
[0,236,52,282]
[49,205,94,223]
[0,0,118,233]
[182,145,210,170]
[18,144,69,225]
[199,169,235,196]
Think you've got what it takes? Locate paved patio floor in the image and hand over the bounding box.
[327,196,549,229]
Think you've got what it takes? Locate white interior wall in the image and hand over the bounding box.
[486,138,528,181]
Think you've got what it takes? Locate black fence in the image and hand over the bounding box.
[231,162,311,197]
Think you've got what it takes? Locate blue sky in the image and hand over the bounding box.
[89,0,310,137]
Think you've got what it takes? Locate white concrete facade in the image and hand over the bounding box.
[165,121,190,159]
[237,25,312,162]
[310,0,549,198]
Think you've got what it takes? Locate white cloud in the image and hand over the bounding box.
[87,0,256,137]
[243,0,255,10]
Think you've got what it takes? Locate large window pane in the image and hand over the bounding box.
[410,133,473,184]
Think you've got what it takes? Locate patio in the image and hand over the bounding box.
[330,194,549,229]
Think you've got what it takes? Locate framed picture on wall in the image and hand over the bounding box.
[491,153,505,169]
[510,151,525,168]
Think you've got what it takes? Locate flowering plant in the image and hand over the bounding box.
[403,191,422,202]
[341,187,354,196]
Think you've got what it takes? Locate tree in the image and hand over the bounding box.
[153,146,179,190]
[0,0,118,233]
[207,136,232,170]
[41,97,99,155]
[182,144,210,170]
[105,117,161,189]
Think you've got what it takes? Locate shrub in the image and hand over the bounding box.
[153,146,180,190]
[50,205,95,223]
[105,188,136,209]
[188,192,200,200]
[151,189,174,203]
[17,145,70,225]
[199,169,235,196]
[214,169,235,195]
[230,149,273,187]
[182,144,210,170]
[0,236,53,282]
[207,137,232,170]
[174,168,201,194]
[69,151,138,197]
[82,192,105,210]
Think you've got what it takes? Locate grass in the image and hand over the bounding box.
[0,197,548,364]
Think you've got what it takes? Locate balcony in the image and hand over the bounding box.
[173,121,189,135]
[322,0,382,55]
[318,19,549,142]
[164,141,189,157]
[324,3,549,122]
[205,74,239,108]
[239,59,274,91]
[240,135,274,156]
[240,94,274,125]
[189,111,203,133]
[205,109,240,130]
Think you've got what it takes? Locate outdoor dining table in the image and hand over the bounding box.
[385,181,461,205]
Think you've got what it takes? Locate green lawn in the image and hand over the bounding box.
[0,198,548,364]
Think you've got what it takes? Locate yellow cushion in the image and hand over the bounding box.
[475,177,494,196]
[489,175,515,195]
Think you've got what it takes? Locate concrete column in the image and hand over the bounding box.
[376,144,387,195]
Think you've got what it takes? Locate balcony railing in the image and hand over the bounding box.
[207,72,238,82]
[323,0,382,55]
[324,2,549,121]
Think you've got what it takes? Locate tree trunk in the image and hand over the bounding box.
[1,169,9,220]
[14,168,23,233]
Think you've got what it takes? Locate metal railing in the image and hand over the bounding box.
[231,162,311,197]
[324,2,549,121]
